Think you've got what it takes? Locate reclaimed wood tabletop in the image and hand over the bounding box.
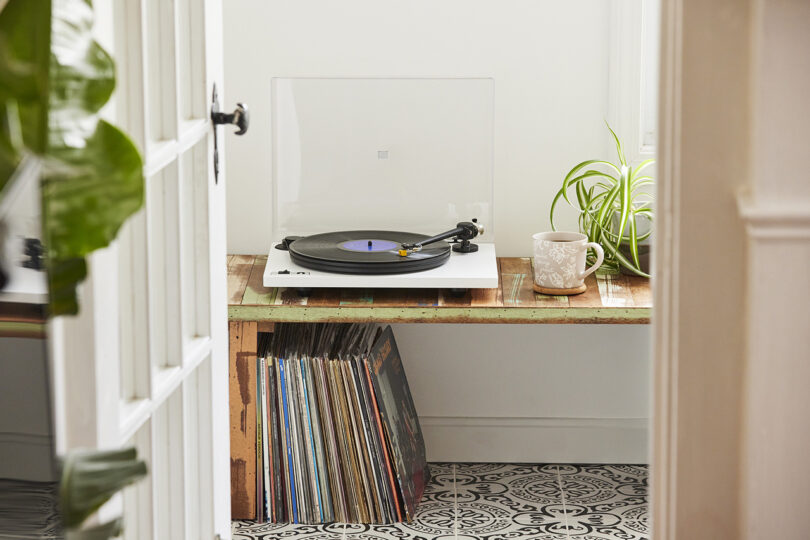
[227,255,652,324]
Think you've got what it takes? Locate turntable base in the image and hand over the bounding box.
[264,242,498,289]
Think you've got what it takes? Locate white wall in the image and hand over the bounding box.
[223,0,652,462]
[224,0,618,256]
[393,324,650,463]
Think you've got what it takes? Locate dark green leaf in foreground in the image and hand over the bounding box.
[0,0,51,187]
[1,0,145,315]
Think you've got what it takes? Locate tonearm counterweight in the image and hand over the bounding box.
[398,219,484,256]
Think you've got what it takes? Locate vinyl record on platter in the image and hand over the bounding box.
[287,231,451,274]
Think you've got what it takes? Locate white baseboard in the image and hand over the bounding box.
[421,416,649,464]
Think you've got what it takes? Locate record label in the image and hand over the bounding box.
[339,239,399,253]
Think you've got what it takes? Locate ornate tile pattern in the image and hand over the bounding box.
[232,463,648,540]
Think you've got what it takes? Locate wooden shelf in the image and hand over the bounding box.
[0,302,47,338]
[227,255,651,324]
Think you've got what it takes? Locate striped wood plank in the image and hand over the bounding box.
[240,255,275,305]
[568,274,602,308]
[596,273,636,307]
[227,255,254,305]
[500,257,536,306]
[627,275,653,306]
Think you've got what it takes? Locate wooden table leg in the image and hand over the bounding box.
[229,320,258,520]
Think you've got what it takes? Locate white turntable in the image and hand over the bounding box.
[263,78,497,291]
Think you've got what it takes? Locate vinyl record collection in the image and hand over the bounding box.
[251,323,428,524]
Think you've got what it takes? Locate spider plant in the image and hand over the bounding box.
[549,123,654,277]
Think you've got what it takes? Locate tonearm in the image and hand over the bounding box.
[398,219,485,256]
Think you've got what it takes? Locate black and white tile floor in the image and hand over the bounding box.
[232,463,649,540]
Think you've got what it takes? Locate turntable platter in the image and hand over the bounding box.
[285,230,451,274]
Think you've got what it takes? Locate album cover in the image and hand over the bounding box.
[259,357,270,522]
[368,326,429,522]
[365,359,403,522]
[272,356,288,522]
[256,357,264,522]
[278,357,299,523]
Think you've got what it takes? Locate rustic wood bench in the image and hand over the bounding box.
[226,254,652,519]
[227,255,651,325]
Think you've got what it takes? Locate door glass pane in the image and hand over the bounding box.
[123,420,153,540]
[119,209,150,401]
[146,162,183,370]
[152,390,185,540]
[176,0,206,121]
[179,139,211,350]
[182,355,214,538]
[144,0,178,143]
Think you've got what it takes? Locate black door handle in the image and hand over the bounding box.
[210,84,249,183]
[212,102,249,135]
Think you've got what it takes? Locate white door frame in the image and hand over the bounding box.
[652,0,753,538]
[48,0,231,538]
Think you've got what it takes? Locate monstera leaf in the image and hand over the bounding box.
[0,0,144,315]
[0,0,50,185]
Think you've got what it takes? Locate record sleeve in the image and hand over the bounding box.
[278,358,299,523]
[344,357,379,522]
[256,357,264,522]
[304,357,333,522]
[260,357,271,521]
[312,357,344,522]
[332,358,365,522]
[368,326,430,521]
[364,359,403,522]
[351,355,391,522]
[289,355,311,523]
[300,357,326,522]
[273,357,289,522]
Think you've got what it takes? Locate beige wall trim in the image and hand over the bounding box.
[737,191,810,239]
[422,416,649,464]
[739,197,810,540]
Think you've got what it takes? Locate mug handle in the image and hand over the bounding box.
[580,242,604,280]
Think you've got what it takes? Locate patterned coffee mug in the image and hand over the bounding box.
[532,231,604,294]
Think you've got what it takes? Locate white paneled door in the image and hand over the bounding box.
[51,0,231,538]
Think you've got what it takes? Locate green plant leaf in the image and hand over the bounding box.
[633,158,655,177]
[605,121,627,166]
[60,447,147,529]
[599,230,650,278]
[65,519,123,539]
[43,120,143,260]
[41,0,144,315]
[549,186,566,231]
[0,0,51,188]
[615,165,631,245]
[561,160,619,205]
[1,0,145,315]
[575,176,589,210]
[628,213,640,268]
[548,123,654,275]
[632,179,655,192]
[594,182,621,232]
